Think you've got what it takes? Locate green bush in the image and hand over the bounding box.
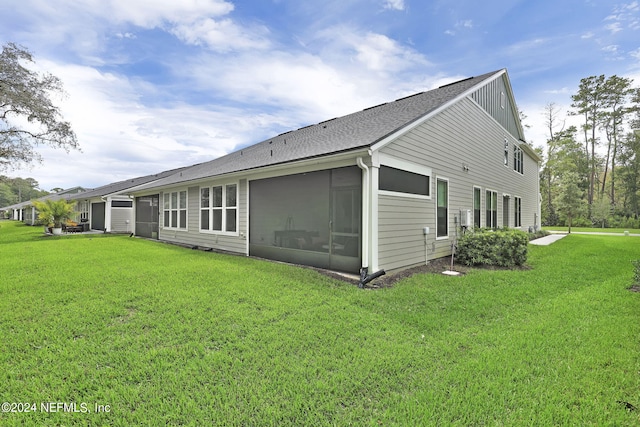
[457,228,529,267]
[633,260,640,285]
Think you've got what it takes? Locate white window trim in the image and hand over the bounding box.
[485,189,498,229]
[378,154,432,199]
[503,138,509,168]
[473,186,482,229]
[514,196,523,228]
[199,182,239,236]
[162,190,188,231]
[436,177,449,240]
[513,145,524,175]
[378,190,430,200]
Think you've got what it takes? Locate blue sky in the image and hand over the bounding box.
[1,0,639,190]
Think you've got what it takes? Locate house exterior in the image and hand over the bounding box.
[3,187,88,226]
[66,168,187,233]
[129,69,541,275]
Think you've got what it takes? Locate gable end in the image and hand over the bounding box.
[470,72,524,141]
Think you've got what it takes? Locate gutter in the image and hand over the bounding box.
[356,155,385,288]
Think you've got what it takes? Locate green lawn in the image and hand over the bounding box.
[1,221,639,426]
[544,226,640,234]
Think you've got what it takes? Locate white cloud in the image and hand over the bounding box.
[177,25,435,123]
[12,60,268,189]
[445,19,474,36]
[543,87,571,95]
[171,18,271,52]
[602,44,625,60]
[604,2,640,33]
[383,0,405,11]
[101,0,235,28]
[315,27,430,74]
[115,32,136,39]
[605,22,623,33]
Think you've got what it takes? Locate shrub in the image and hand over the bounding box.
[633,260,640,285]
[32,199,76,228]
[457,228,529,267]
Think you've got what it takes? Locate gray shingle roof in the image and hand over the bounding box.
[132,70,503,192]
[67,166,190,200]
[0,187,88,210]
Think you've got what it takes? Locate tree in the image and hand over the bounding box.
[598,75,634,205]
[540,102,566,225]
[555,171,585,233]
[591,197,611,228]
[0,182,15,207]
[0,42,79,169]
[571,75,606,213]
[618,130,640,219]
[540,123,587,226]
[0,175,49,205]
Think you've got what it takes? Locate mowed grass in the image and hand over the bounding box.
[544,226,640,234]
[0,221,639,426]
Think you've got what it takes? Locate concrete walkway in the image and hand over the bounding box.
[545,230,640,237]
[531,230,640,246]
[529,234,567,246]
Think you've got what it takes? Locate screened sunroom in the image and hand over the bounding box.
[249,166,362,273]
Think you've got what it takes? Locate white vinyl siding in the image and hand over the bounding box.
[377,194,430,271]
[110,207,133,233]
[379,93,539,260]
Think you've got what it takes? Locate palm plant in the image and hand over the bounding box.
[33,199,76,228]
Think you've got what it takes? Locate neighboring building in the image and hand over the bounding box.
[0,169,188,233]
[2,187,88,225]
[66,167,188,233]
[133,70,541,275]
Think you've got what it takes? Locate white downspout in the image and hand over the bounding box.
[101,196,111,232]
[357,156,369,270]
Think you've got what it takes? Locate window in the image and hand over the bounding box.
[473,187,481,228]
[111,200,133,208]
[500,91,506,109]
[485,190,497,229]
[163,190,187,229]
[513,145,524,174]
[200,188,210,230]
[514,197,522,227]
[504,138,509,166]
[200,183,237,233]
[437,179,448,238]
[379,165,430,196]
[76,200,89,221]
[502,195,510,228]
